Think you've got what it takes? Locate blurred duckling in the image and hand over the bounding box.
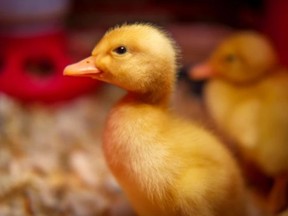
[64,23,250,216]
[190,31,288,214]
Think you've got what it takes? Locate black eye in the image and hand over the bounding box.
[224,54,236,62]
[113,46,127,55]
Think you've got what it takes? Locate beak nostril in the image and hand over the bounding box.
[86,61,90,63]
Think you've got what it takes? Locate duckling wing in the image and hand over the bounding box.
[166,118,247,216]
[252,74,288,175]
[228,99,261,150]
[205,80,261,148]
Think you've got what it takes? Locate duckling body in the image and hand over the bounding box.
[104,95,247,216]
[205,71,288,176]
[64,24,249,216]
[191,31,288,212]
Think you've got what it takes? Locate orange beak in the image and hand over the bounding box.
[189,62,217,80]
[64,56,102,78]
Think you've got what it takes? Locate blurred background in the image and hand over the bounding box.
[0,0,287,215]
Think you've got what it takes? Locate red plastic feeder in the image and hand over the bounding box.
[0,31,99,103]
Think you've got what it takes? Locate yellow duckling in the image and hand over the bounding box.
[64,23,249,216]
[190,31,288,213]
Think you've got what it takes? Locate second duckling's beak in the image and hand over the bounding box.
[64,56,101,78]
[189,63,217,80]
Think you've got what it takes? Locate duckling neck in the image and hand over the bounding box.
[129,76,176,108]
[125,89,173,109]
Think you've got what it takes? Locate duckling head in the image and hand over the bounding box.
[64,23,179,105]
[192,31,278,84]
